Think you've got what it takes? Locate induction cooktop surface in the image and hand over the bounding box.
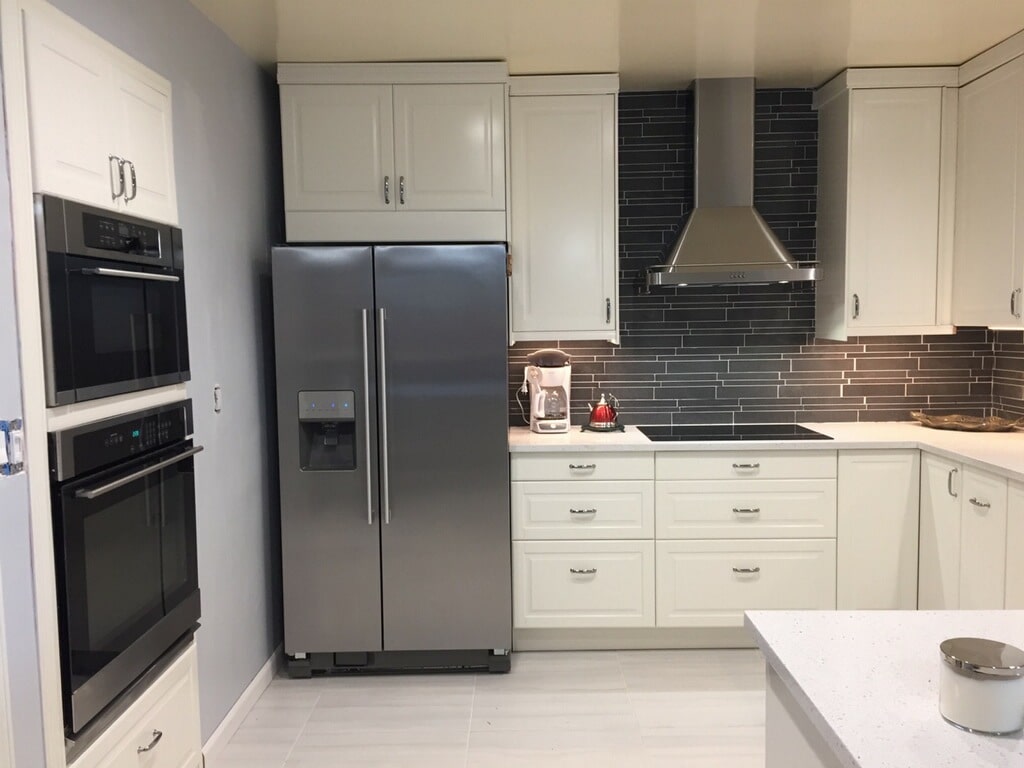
[637,424,834,442]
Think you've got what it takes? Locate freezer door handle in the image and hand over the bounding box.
[362,308,374,525]
[378,307,391,524]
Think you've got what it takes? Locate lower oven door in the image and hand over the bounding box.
[55,440,201,734]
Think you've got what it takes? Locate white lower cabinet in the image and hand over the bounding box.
[655,539,837,628]
[513,541,655,628]
[512,480,654,540]
[71,643,201,768]
[1007,481,1024,609]
[959,466,1008,609]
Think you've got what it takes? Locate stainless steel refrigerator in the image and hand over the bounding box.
[272,244,512,675]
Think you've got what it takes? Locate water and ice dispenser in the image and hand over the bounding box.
[298,390,356,471]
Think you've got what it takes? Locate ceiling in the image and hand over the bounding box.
[188,0,1024,89]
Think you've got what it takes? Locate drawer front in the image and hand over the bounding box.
[656,479,837,539]
[656,450,837,480]
[656,539,836,628]
[512,480,654,539]
[511,452,654,482]
[513,540,655,628]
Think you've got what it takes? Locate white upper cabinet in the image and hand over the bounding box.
[22,2,178,224]
[278,63,508,242]
[508,76,618,343]
[281,84,395,212]
[952,56,1024,328]
[814,69,957,340]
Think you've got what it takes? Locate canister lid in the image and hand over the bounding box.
[940,637,1024,679]
[526,348,571,367]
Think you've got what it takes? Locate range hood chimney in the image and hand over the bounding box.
[647,78,816,287]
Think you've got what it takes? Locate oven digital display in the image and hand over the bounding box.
[82,212,161,258]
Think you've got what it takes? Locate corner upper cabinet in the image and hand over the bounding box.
[952,56,1024,328]
[814,69,958,340]
[278,64,507,242]
[508,76,619,344]
[21,1,177,224]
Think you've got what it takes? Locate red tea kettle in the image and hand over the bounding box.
[586,394,621,431]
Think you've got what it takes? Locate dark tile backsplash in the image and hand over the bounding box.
[508,88,1006,427]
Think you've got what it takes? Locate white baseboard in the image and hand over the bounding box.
[202,644,281,761]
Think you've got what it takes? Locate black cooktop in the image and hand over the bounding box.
[637,424,833,442]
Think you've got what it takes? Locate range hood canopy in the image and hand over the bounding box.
[647,78,816,288]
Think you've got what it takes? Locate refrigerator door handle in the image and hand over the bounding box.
[378,307,391,524]
[362,309,374,525]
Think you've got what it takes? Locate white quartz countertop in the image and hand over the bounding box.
[508,423,1024,481]
[745,610,1024,768]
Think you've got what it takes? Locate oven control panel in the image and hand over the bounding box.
[83,212,161,258]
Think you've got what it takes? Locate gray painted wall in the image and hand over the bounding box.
[47,0,283,739]
[0,59,47,768]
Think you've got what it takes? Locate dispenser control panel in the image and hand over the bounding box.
[298,390,355,421]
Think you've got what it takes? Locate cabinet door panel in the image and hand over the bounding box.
[116,67,177,223]
[953,57,1024,327]
[848,89,941,329]
[918,454,962,609]
[22,8,114,208]
[393,84,505,211]
[510,94,616,338]
[959,467,1008,609]
[512,480,654,540]
[281,84,395,212]
[1007,481,1024,609]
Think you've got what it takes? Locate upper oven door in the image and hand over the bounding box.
[56,254,186,404]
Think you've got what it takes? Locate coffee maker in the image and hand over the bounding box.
[522,349,572,434]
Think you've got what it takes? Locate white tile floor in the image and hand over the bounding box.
[212,649,767,767]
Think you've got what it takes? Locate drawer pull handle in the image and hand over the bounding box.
[969,497,991,509]
[137,729,163,754]
[570,508,597,515]
[569,463,597,471]
[569,567,597,575]
[732,463,760,470]
[732,508,761,515]
[732,567,761,575]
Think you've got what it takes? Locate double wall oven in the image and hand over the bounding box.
[36,194,190,406]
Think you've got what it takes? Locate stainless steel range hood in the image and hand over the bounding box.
[647,78,816,287]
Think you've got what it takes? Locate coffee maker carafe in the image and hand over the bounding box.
[523,349,572,434]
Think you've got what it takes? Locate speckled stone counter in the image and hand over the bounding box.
[746,610,1024,768]
[508,422,1024,482]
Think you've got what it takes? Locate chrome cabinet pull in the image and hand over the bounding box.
[399,175,406,205]
[732,463,760,470]
[969,497,991,509]
[852,293,860,319]
[732,567,761,574]
[1013,288,1023,319]
[605,297,611,323]
[732,508,761,515]
[569,567,597,575]
[362,309,373,525]
[81,267,180,283]
[569,463,597,471]
[378,308,391,524]
[947,468,958,498]
[124,160,138,202]
[76,446,203,499]
[109,155,125,200]
[383,175,390,205]
[136,729,163,754]
[569,508,597,515]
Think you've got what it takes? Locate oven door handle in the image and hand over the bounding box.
[75,445,204,500]
[81,267,180,283]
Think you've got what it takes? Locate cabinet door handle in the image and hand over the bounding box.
[384,175,390,205]
[108,155,125,200]
[732,463,760,470]
[852,293,860,319]
[399,175,406,205]
[969,497,991,509]
[1013,288,1023,319]
[137,729,163,754]
[732,567,761,575]
[569,567,597,575]
[124,160,138,202]
[605,297,611,323]
[569,508,597,515]
[947,468,958,498]
[732,508,761,515]
[569,463,596,471]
